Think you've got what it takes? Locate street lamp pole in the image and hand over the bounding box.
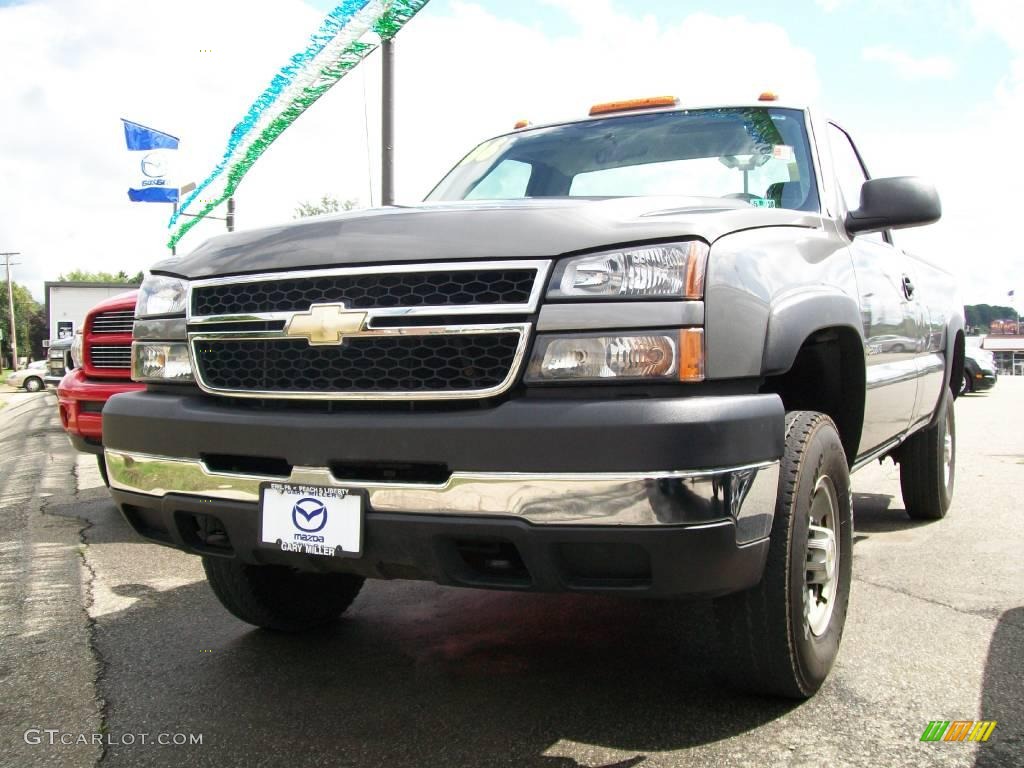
[381,36,395,206]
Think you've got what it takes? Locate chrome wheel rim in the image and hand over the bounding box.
[805,475,840,637]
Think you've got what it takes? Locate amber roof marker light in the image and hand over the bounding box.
[513,119,532,129]
[758,91,780,102]
[589,95,679,116]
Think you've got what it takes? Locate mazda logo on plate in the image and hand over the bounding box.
[291,498,328,533]
[140,152,167,178]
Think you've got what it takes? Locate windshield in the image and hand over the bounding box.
[428,107,819,212]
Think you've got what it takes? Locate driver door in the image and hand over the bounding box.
[827,123,923,455]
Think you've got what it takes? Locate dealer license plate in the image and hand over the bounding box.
[259,483,362,557]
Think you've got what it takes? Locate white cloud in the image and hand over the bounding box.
[854,1,1023,305]
[969,0,1024,51]
[861,44,956,79]
[0,0,820,301]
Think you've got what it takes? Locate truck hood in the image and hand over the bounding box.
[156,197,822,279]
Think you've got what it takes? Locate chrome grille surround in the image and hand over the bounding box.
[186,260,551,400]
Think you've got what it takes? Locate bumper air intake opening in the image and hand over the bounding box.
[555,542,652,589]
[201,454,292,478]
[175,511,234,556]
[452,539,530,586]
[329,461,451,485]
[121,504,173,544]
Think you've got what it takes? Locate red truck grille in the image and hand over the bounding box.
[91,310,135,334]
[89,344,132,369]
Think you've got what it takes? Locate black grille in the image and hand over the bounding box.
[89,344,132,369]
[91,310,134,334]
[192,269,536,316]
[194,334,521,393]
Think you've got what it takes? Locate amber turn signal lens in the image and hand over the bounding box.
[678,329,705,382]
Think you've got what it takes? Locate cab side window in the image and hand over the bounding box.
[828,124,885,243]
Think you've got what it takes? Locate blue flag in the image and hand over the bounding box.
[122,119,180,203]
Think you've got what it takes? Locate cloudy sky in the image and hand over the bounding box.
[0,0,1020,306]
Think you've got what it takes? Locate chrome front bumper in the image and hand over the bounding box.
[105,450,779,544]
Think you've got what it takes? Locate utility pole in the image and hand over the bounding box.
[381,37,395,206]
[1,252,21,370]
[226,197,235,232]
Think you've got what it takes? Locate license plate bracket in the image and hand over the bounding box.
[258,482,363,558]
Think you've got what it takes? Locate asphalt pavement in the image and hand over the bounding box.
[1,382,1021,768]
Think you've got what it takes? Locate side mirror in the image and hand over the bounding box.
[846,176,941,235]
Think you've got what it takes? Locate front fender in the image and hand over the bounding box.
[762,288,866,375]
[703,225,858,379]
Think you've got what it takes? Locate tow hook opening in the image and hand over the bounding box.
[453,539,530,585]
[176,511,234,555]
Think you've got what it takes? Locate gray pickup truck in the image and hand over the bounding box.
[105,97,963,698]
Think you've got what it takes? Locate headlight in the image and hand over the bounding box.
[131,342,194,382]
[526,329,704,383]
[136,275,188,317]
[548,241,708,300]
[70,331,83,369]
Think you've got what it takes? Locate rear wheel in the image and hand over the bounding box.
[899,389,955,520]
[714,411,853,699]
[203,557,364,632]
[24,377,43,392]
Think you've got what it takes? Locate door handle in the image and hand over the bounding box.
[902,275,915,300]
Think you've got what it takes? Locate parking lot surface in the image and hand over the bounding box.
[1,381,1021,767]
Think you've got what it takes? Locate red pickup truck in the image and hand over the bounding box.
[57,290,143,482]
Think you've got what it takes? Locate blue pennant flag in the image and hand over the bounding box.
[122,119,180,203]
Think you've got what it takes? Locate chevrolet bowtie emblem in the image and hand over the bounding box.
[285,304,368,345]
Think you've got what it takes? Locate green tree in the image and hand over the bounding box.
[28,306,47,360]
[57,269,143,283]
[0,281,41,366]
[964,304,1018,332]
[294,196,360,218]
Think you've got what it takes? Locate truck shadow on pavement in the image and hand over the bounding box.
[95,569,799,766]
[975,607,1024,768]
[852,492,936,533]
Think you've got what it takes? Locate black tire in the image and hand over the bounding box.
[202,557,364,632]
[899,388,955,520]
[24,377,43,392]
[714,411,853,699]
[96,455,110,487]
[959,367,974,395]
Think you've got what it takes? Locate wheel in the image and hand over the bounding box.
[24,377,43,392]
[96,454,110,487]
[714,411,853,699]
[959,365,974,395]
[899,388,955,520]
[202,557,364,632]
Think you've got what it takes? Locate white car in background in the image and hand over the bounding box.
[6,360,48,392]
